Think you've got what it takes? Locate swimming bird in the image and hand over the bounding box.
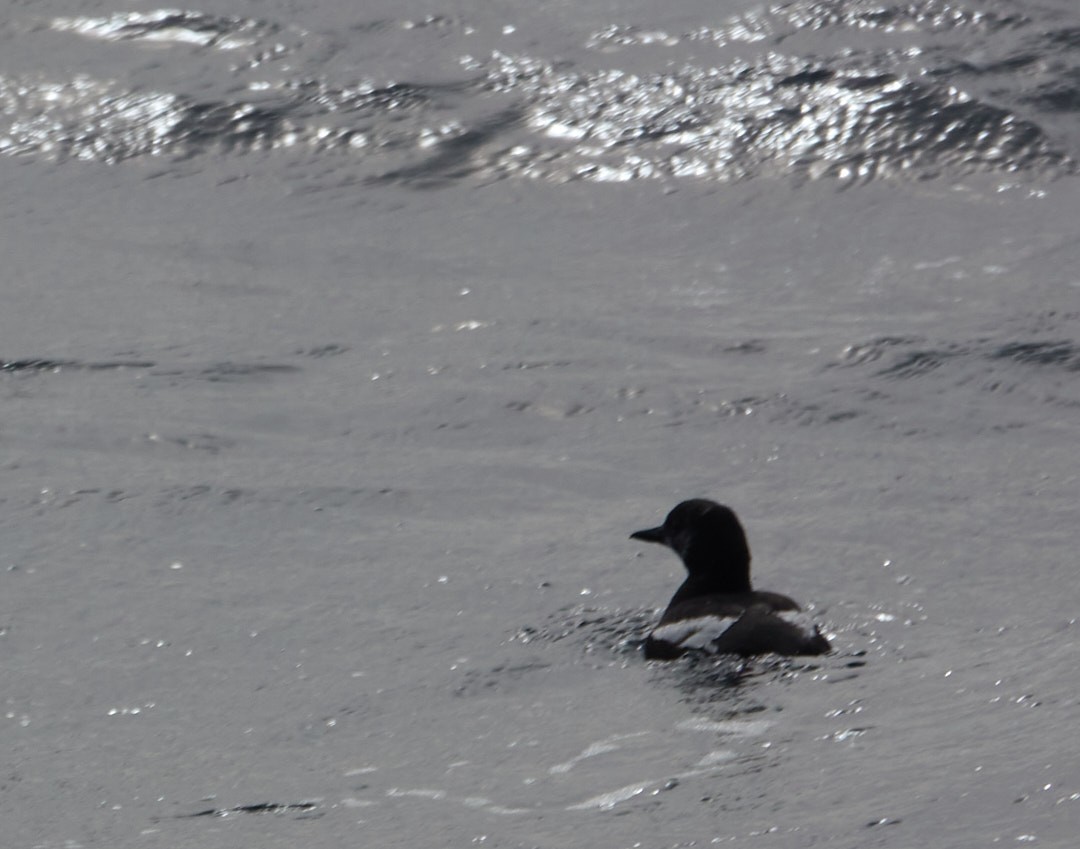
[631,499,830,660]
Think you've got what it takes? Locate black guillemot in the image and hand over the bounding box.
[631,499,831,660]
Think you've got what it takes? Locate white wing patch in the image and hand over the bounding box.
[650,615,739,652]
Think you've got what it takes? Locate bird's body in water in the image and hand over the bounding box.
[631,499,830,660]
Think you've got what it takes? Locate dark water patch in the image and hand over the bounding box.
[1043,24,1080,51]
[757,396,864,427]
[833,336,925,368]
[835,336,969,379]
[503,399,595,419]
[149,361,301,383]
[20,485,401,514]
[778,68,835,87]
[452,660,552,697]
[0,358,155,373]
[593,385,867,430]
[199,362,301,379]
[158,484,241,505]
[989,340,1080,370]
[501,360,575,371]
[722,340,768,354]
[176,801,320,819]
[513,605,811,716]
[293,344,349,358]
[170,100,294,156]
[639,641,865,725]
[1023,78,1080,114]
[661,391,862,428]
[657,652,757,692]
[148,433,236,454]
[929,14,1080,117]
[367,106,523,187]
[281,79,431,116]
[941,51,1043,77]
[875,346,969,380]
[152,484,400,512]
[835,335,1080,380]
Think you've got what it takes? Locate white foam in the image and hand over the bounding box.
[548,731,650,774]
[566,780,653,810]
[676,717,774,736]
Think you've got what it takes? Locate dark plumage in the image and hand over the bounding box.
[631,499,830,660]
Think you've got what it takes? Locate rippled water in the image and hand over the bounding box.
[2,1,1080,848]
[3,0,1078,182]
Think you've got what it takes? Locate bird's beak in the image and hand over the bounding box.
[630,525,666,544]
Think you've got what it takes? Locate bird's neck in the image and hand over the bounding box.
[669,526,753,597]
[669,556,752,603]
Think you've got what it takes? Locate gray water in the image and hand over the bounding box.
[2,1,1079,846]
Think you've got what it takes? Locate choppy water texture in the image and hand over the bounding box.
[2,1,1079,847]
[3,0,1079,183]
